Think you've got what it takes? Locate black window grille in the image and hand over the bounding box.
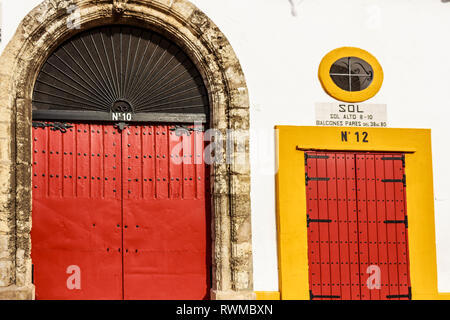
[329,57,374,92]
[32,25,209,123]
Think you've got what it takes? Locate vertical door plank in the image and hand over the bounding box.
[305,152,322,299]
[326,153,341,299]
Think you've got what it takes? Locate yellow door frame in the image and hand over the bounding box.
[275,125,449,300]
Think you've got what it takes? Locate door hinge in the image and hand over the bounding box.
[386,287,412,299]
[381,155,405,167]
[169,125,204,136]
[114,122,129,132]
[384,215,408,228]
[32,121,73,133]
[305,173,330,185]
[310,290,340,300]
[307,214,332,228]
[382,174,406,187]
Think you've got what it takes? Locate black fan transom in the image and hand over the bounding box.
[32,25,209,121]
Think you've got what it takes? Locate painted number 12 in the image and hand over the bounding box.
[355,131,369,143]
[341,131,369,143]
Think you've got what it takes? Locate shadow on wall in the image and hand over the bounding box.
[288,0,304,17]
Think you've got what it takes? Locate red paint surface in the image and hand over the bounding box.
[122,125,210,300]
[305,151,411,300]
[31,123,210,300]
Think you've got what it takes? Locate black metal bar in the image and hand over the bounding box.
[307,215,332,228]
[386,287,412,299]
[114,122,129,132]
[32,110,207,123]
[382,155,405,167]
[169,125,205,136]
[32,121,73,133]
[32,264,34,284]
[384,216,408,228]
[305,154,330,161]
[382,174,406,187]
[305,173,330,185]
[310,290,340,300]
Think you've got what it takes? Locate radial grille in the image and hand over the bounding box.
[32,25,209,122]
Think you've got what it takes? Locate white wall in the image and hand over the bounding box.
[2,0,450,292]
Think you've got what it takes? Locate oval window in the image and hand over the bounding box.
[319,47,383,102]
[329,57,373,92]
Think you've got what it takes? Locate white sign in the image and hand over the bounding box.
[315,102,387,127]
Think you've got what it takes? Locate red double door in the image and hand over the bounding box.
[31,123,210,300]
[305,151,411,300]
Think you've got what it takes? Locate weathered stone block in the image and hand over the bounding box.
[230,99,250,115]
[0,164,14,195]
[0,122,12,139]
[16,138,32,165]
[150,0,173,9]
[0,234,12,260]
[0,138,12,163]
[15,250,32,287]
[0,191,15,213]
[186,6,211,31]
[0,109,14,123]
[212,172,229,195]
[15,164,32,195]
[0,260,14,287]
[0,221,8,234]
[0,285,35,300]
[231,194,251,218]
[230,174,251,196]
[15,99,32,122]
[234,215,252,243]
[233,270,251,291]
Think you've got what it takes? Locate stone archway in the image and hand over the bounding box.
[0,0,253,300]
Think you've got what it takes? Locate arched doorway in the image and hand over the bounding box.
[31,25,211,300]
[0,0,253,300]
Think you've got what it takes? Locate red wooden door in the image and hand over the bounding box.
[31,122,210,300]
[31,123,123,300]
[121,124,210,300]
[305,151,411,300]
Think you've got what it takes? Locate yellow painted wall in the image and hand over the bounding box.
[275,126,449,300]
[255,291,281,300]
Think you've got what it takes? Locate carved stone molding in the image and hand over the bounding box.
[112,0,129,14]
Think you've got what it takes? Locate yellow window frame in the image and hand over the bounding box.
[275,125,449,300]
[319,47,384,103]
